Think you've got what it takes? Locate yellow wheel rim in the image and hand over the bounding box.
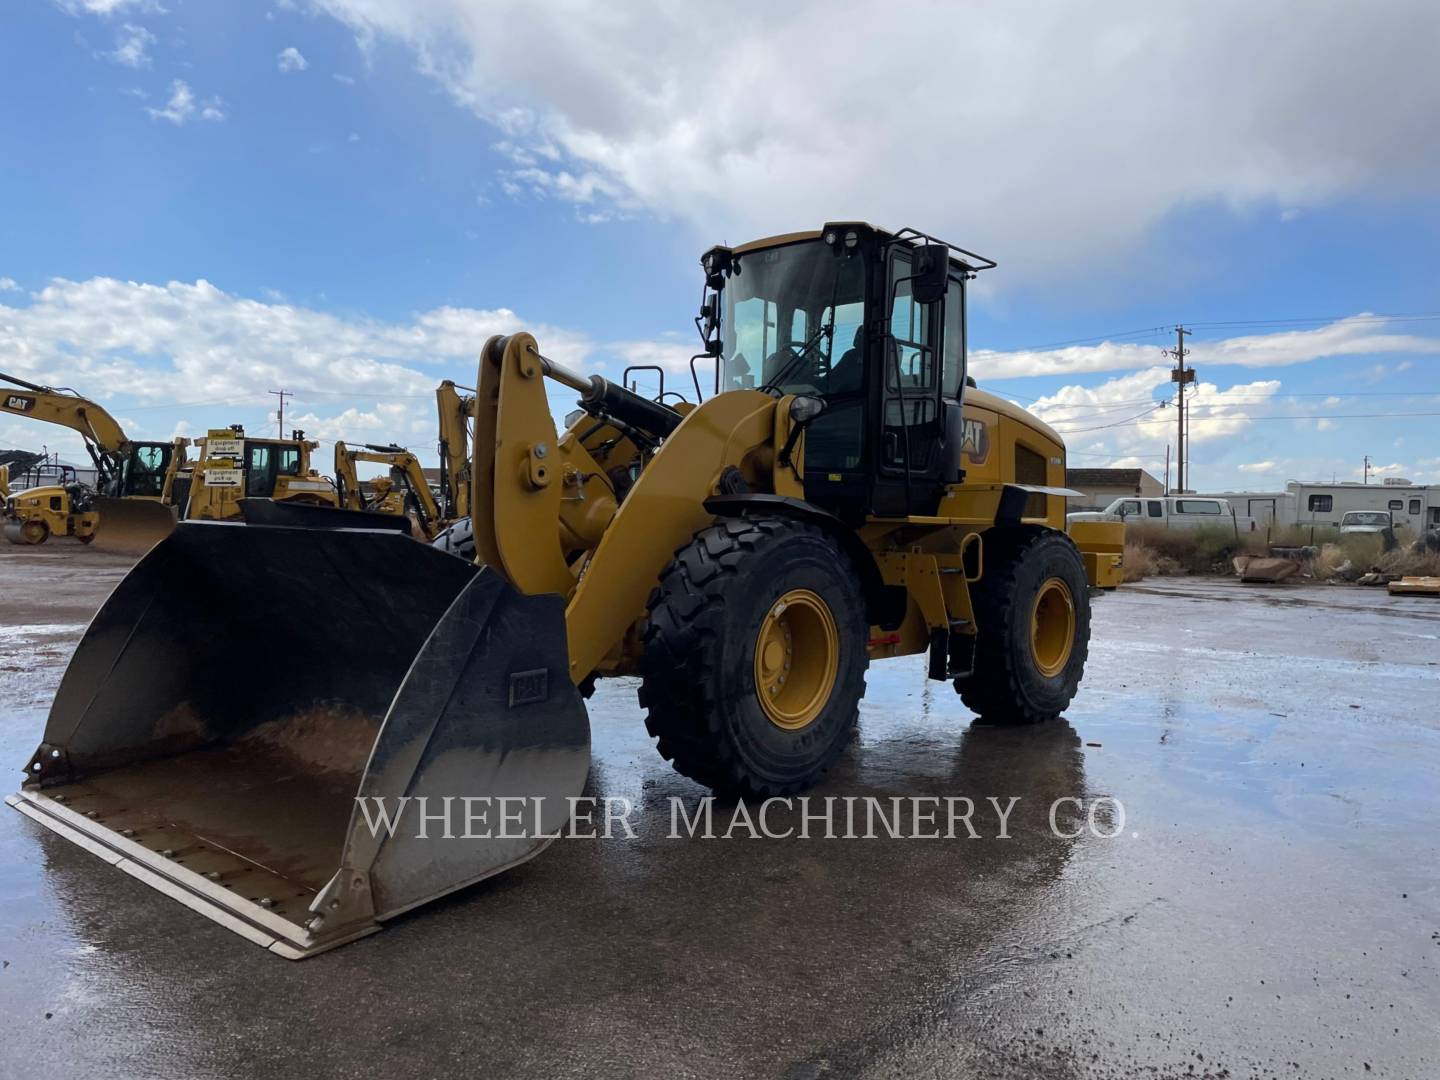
[1030,577,1075,678]
[753,588,840,731]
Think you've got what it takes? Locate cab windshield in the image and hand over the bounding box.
[1342,511,1390,526]
[720,240,866,397]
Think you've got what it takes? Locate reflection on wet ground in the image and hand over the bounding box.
[1,550,1437,1079]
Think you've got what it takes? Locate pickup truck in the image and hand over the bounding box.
[1338,510,1394,535]
[1068,495,1253,532]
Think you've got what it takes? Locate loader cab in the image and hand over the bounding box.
[702,223,993,521]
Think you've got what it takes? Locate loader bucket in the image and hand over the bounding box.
[90,496,179,554]
[6,520,591,958]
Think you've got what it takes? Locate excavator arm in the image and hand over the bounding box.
[1,370,129,483]
[435,380,474,521]
[333,440,364,510]
[333,441,443,535]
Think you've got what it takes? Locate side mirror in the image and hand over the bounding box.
[912,243,949,305]
[699,292,719,340]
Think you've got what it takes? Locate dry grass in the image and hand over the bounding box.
[1303,537,1440,582]
[1124,524,1266,577]
[1118,522,1440,584]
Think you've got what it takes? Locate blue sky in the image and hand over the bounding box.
[3,0,1438,488]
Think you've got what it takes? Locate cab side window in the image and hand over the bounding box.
[1147,500,1163,517]
[942,278,964,399]
[889,255,934,390]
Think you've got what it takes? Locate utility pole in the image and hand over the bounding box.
[1363,455,1371,485]
[269,389,292,439]
[1165,326,1194,492]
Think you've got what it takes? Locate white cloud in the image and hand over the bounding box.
[1022,367,1282,468]
[0,277,20,292]
[333,73,356,86]
[278,46,309,73]
[310,1,1440,283]
[54,0,163,16]
[0,275,592,409]
[145,80,225,124]
[0,276,600,464]
[109,23,154,67]
[971,315,1440,381]
[1237,461,1277,474]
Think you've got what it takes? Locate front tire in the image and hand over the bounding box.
[4,518,50,545]
[640,516,869,797]
[956,527,1090,724]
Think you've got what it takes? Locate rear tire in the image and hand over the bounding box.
[640,516,868,797]
[955,527,1090,725]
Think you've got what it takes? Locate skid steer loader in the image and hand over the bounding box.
[9,223,1123,958]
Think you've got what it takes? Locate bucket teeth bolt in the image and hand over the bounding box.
[160,849,175,858]
[260,898,275,908]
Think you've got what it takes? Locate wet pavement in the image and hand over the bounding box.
[1,544,1437,1079]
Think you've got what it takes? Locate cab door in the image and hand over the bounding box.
[872,249,945,517]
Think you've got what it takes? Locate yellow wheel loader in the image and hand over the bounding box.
[1,371,189,550]
[9,223,1123,958]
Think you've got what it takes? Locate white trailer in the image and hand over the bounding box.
[1195,481,1439,533]
[1287,480,1437,531]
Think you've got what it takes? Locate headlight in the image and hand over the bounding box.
[789,395,827,425]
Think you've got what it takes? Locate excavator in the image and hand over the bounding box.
[334,441,444,539]
[8,223,1124,958]
[1,371,188,548]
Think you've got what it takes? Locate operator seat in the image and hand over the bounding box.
[827,326,865,395]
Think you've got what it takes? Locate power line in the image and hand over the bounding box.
[983,309,1440,357]
[1059,409,1440,433]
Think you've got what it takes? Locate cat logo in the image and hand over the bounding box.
[4,394,36,413]
[960,416,990,464]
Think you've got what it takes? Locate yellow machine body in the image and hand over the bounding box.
[185,427,339,520]
[10,224,1120,959]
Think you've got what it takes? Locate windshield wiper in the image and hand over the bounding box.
[758,315,834,396]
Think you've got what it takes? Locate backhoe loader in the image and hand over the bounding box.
[1,371,188,548]
[9,223,1123,958]
[334,441,443,538]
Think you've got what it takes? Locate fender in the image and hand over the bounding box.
[703,493,901,627]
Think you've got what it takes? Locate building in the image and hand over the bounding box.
[1064,467,1164,511]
